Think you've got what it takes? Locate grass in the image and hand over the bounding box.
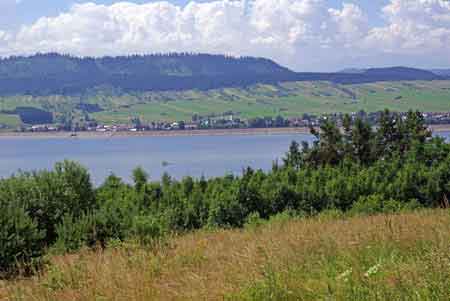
[0,114,21,128]
[91,80,450,123]
[1,209,450,300]
[1,80,450,126]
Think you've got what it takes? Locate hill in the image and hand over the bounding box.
[338,68,366,74]
[90,80,450,124]
[1,80,450,127]
[2,210,450,300]
[0,53,295,95]
[0,53,443,96]
[431,69,450,77]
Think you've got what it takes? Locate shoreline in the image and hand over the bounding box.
[0,127,313,139]
[0,125,449,139]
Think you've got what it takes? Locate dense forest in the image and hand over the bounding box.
[0,53,445,95]
[1,109,450,277]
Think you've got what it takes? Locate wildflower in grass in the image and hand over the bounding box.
[364,263,381,278]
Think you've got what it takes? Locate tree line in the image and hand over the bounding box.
[1,109,450,277]
[0,53,292,95]
[0,54,443,96]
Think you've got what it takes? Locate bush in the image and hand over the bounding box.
[207,188,247,228]
[350,195,385,215]
[91,195,141,247]
[350,195,423,216]
[0,160,96,244]
[0,205,45,277]
[131,215,168,245]
[244,212,265,230]
[316,208,344,221]
[53,214,97,253]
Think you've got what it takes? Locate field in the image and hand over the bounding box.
[0,114,21,129]
[92,80,450,124]
[2,209,450,300]
[1,80,450,127]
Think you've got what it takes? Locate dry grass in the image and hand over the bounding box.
[1,210,450,300]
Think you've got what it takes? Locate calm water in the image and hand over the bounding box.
[0,131,449,185]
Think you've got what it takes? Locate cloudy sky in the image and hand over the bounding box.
[1,0,449,71]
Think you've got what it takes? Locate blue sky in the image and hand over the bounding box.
[1,0,449,71]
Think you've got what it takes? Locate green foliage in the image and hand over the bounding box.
[131,215,168,245]
[244,212,265,231]
[350,195,423,216]
[350,195,388,215]
[1,111,450,278]
[0,204,45,277]
[0,160,95,244]
[132,167,148,192]
[54,214,97,253]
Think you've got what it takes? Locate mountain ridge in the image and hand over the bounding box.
[0,53,445,95]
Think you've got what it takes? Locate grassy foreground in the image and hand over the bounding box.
[2,209,450,300]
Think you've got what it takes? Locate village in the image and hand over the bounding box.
[18,110,450,133]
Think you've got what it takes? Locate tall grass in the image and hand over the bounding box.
[1,209,450,300]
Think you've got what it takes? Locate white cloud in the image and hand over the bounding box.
[1,0,450,70]
[365,0,450,56]
[0,30,10,55]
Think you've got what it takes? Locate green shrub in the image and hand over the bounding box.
[244,212,265,230]
[316,208,345,220]
[0,160,96,244]
[0,205,45,277]
[350,195,423,216]
[350,195,385,215]
[91,194,142,247]
[207,188,247,228]
[53,214,97,253]
[131,215,168,245]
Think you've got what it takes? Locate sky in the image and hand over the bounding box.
[0,0,449,71]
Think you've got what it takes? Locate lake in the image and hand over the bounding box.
[0,131,449,185]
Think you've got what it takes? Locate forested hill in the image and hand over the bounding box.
[0,53,444,95]
[0,53,294,95]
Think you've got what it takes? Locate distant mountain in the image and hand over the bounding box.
[338,68,367,74]
[430,69,450,77]
[361,67,439,81]
[294,67,441,85]
[0,53,444,95]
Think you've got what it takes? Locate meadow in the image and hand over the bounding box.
[92,80,450,123]
[1,80,450,127]
[2,209,450,300]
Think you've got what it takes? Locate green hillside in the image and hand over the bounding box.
[1,80,450,127]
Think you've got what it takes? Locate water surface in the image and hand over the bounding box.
[1,131,448,185]
[0,134,312,184]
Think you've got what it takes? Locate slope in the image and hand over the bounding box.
[2,210,449,300]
